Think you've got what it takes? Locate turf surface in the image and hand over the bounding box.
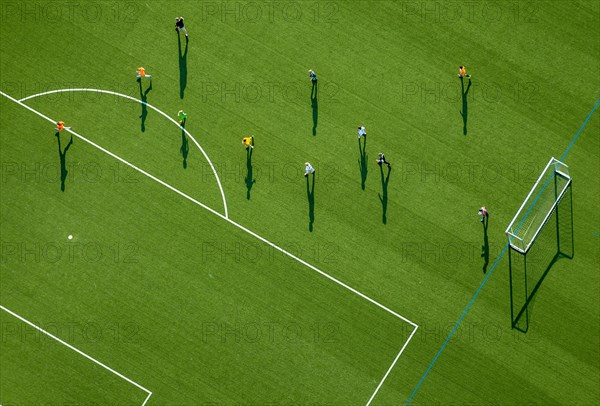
[1,0,599,404]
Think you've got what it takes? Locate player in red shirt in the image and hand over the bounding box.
[478,206,488,222]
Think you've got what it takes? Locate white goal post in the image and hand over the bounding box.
[505,157,572,254]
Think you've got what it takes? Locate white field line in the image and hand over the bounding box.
[227,215,417,326]
[0,305,152,405]
[2,89,419,403]
[17,88,229,219]
[4,88,418,327]
[366,325,419,405]
[2,90,224,219]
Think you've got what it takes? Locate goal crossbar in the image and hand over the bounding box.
[505,157,571,254]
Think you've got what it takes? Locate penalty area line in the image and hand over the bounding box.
[367,324,419,405]
[1,89,418,326]
[2,89,419,404]
[0,305,152,405]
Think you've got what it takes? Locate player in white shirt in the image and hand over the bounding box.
[357,126,367,139]
[304,162,315,177]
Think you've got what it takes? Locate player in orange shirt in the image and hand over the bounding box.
[136,67,152,80]
[458,65,471,78]
[54,121,71,132]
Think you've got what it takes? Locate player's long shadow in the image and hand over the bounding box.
[306,173,315,232]
[311,81,318,136]
[139,79,153,132]
[180,119,189,169]
[358,136,368,190]
[245,147,256,200]
[178,33,188,99]
[378,165,391,224]
[56,133,73,192]
[481,216,490,273]
[460,77,472,136]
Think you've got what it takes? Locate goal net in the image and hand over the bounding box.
[505,157,571,254]
[506,157,574,332]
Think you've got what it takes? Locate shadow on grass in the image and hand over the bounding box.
[311,81,318,136]
[482,216,490,273]
[178,33,188,99]
[138,79,152,132]
[358,136,368,190]
[460,77,472,135]
[56,133,73,192]
[180,119,189,169]
[306,173,315,231]
[245,147,256,200]
[378,165,391,224]
[509,184,574,333]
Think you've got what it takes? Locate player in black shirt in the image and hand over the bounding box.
[175,17,188,37]
[376,153,391,168]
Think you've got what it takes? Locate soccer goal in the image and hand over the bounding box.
[506,157,574,332]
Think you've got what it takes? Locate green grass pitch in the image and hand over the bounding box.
[1,0,599,404]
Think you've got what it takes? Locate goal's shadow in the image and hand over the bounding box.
[509,184,574,333]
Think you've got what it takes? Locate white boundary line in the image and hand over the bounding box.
[17,88,229,219]
[1,91,226,220]
[0,305,153,405]
[367,325,419,405]
[1,89,419,404]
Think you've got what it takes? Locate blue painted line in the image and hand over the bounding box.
[514,97,599,239]
[561,98,600,162]
[405,243,508,405]
[406,98,600,404]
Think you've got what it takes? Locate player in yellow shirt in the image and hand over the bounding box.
[242,136,254,149]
